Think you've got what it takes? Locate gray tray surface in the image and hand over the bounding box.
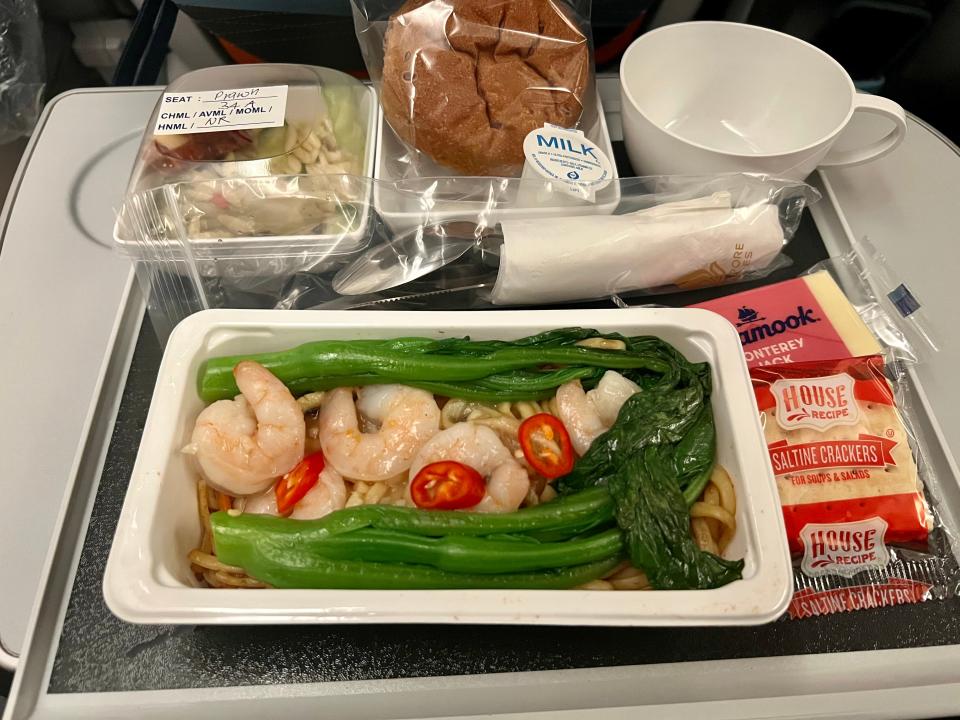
[49,213,960,694]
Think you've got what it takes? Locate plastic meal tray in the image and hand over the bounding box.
[5,88,960,719]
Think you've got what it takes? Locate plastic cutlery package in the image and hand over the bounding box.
[117,171,816,341]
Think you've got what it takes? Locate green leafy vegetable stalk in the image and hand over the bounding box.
[560,342,743,589]
[198,328,681,403]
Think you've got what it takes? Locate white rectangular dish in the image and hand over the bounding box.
[103,307,792,626]
[372,91,622,232]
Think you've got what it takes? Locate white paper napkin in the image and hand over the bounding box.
[490,196,785,305]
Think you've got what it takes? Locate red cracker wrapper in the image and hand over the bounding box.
[749,356,956,619]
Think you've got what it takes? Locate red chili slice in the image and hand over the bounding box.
[518,413,575,479]
[275,451,325,516]
[410,461,486,510]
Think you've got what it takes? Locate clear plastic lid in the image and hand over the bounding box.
[117,63,374,245]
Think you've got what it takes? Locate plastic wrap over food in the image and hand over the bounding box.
[0,0,44,143]
[352,0,598,178]
[118,174,374,340]
[119,63,373,200]
[676,234,953,619]
[803,236,939,365]
[117,173,816,340]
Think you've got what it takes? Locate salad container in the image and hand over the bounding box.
[113,65,378,339]
[103,308,793,626]
[116,63,377,245]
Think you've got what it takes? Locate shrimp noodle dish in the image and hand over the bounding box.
[186,327,743,591]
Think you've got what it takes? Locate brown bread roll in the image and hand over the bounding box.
[382,0,590,176]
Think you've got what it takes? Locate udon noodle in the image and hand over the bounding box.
[189,480,270,588]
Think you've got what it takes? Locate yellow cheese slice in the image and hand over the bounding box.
[803,271,883,357]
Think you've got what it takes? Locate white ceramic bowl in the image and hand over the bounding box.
[103,308,792,626]
[619,21,906,180]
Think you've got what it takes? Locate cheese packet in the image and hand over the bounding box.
[693,239,937,368]
[750,356,956,619]
[693,272,882,367]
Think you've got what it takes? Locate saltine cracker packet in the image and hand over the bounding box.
[750,356,956,619]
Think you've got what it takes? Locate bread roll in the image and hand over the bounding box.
[382,0,590,176]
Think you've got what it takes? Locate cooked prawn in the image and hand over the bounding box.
[318,385,441,483]
[555,371,640,455]
[409,423,530,513]
[555,381,607,457]
[589,371,642,426]
[187,360,305,496]
[241,465,346,520]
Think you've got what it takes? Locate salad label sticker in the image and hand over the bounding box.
[154,85,288,136]
[522,126,613,201]
[800,518,890,578]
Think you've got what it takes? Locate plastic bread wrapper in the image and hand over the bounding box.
[351,0,598,179]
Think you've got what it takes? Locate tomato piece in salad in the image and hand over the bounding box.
[148,130,252,174]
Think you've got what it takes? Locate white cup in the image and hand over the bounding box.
[619,21,907,180]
